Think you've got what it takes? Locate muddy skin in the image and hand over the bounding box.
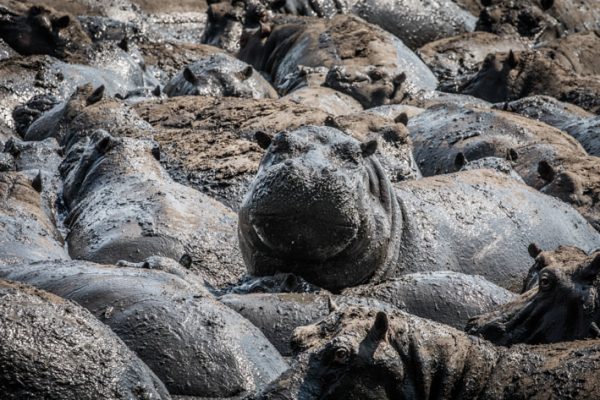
[498,96,600,156]
[417,32,531,93]
[239,126,600,291]
[462,49,600,113]
[60,130,245,287]
[458,156,525,183]
[0,171,68,266]
[0,261,288,397]
[251,305,600,400]
[163,52,278,99]
[408,104,600,231]
[467,246,600,346]
[0,280,171,400]
[236,14,437,107]
[404,90,492,109]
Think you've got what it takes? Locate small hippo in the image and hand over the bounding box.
[0,171,68,266]
[60,130,245,287]
[0,260,288,397]
[467,245,600,346]
[251,305,600,399]
[0,280,170,400]
[239,125,600,291]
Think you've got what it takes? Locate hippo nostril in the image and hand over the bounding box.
[284,159,293,166]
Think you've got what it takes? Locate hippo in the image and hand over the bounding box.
[455,154,525,183]
[0,260,288,397]
[60,130,245,286]
[163,53,278,99]
[221,271,515,354]
[251,305,600,399]
[236,14,437,107]
[407,104,600,230]
[461,49,600,113]
[0,171,68,266]
[238,125,600,292]
[467,245,600,346]
[499,96,600,156]
[0,280,170,400]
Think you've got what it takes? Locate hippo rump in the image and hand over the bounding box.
[236,14,437,107]
[499,96,600,157]
[251,305,600,399]
[0,260,288,397]
[238,125,600,292]
[0,171,68,266]
[0,279,170,400]
[407,104,600,230]
[60,130,245,286]
[467,245,600,346]
[220,271,515,354]
[163,52,278,99]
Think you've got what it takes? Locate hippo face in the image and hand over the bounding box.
[253,306,403,399]
[202,1,245,53]
[0,6,72,57]
[467,246,600,345]
[239,126,400,291]
[462,51,518,103]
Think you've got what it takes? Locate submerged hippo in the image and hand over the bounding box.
[163,53,278,99]
[467,245,600,346]
[0,260,288,397]
[0,280,170,400]
[61,130,245,286]
[251,305,600,399]
[239,126,600,291]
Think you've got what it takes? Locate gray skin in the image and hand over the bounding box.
[0,171,68,266]
[499,96,600,157]
[238,126,600,292]
[60,130,245,287]
[236,14,438,107]
[221,271,515,354]
[163,53,278,99]
[0,260,289,397]
[250,305,600,400]
[0,280,170,400]
[457,155,525,183]
[467,245,600,346]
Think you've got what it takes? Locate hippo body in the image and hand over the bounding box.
[0,280,170,400]
[468,246,600,346]
[239,126,600,292]
[252,306,600,399]
[163,53,278,99]
[0,261,288,397]
[0,172,68,266]
[61,130,245,286]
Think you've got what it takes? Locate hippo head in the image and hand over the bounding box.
[202,0,246,53]
[0,6,77,58]
[462,50,519,103]
[466,245,600,345]
[251,306,403,399]
[238,126,401,291]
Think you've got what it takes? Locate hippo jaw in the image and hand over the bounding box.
[239,126,400,291]
[467,251,600,345]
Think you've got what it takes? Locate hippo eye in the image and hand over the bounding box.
[332,347,351,365]
[539,271,556,292]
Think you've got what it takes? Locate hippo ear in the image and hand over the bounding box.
[118,36,129,52]
[541,0,554,10]
[151,144,161,161]
[578,254,600,283]
[327,296,339,313]
[369,312,389,342]
[86,85,105,106]
[152,85,161,97]
[238,66,253,80]
[361,139,378,158]
[506,148,518,161]
[179,253,192,268]
[183,67,199,85]
[394,112,408,126]
[507,50,519,69]
[538,160,555,182]
[255,131,272,149]
[454,152,467,170]
[528,243,543,258]
[95,135,114,154]
[52,15,71,30]
[393,72,406,86]
[31,171,43,193]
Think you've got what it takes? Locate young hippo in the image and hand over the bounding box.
[60,130,245,287]
[250,305,600,399]
[467,245,600,346]
[0,260,288,397]
[0,280,170,400]
[238,125,600,292]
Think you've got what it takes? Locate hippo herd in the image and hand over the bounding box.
[0,0,599,398]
